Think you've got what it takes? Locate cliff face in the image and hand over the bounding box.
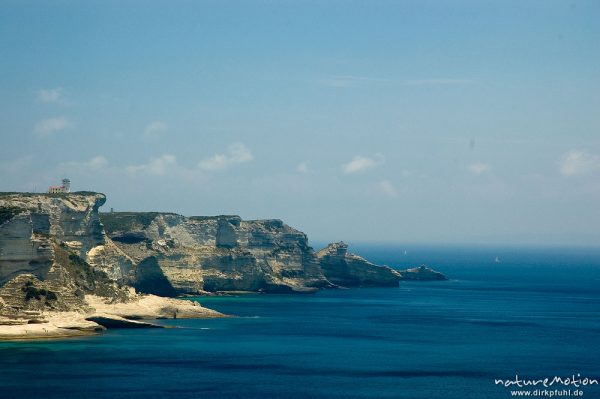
[0,193,128,317]
[0,193,106,287]
[317,242,402,287]
[99,213,448,295]
[0,193,220,339]
[1,191,447,336]
[99,213,331,295]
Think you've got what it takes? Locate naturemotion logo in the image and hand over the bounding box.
[494,374,598,397]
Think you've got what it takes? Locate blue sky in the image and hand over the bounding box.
[1,1,599,245]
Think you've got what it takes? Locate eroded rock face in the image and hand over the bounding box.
[0,193,220,337]
[1,191,448,332]
[99,213,448,295]
[0,193,130,317]
[0,193,106,286]
[100,213,331,294]
[0,214,53,285]
[317,242,402,287]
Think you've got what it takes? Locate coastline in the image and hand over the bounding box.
[0,312,102,341]
[0,294,225,341]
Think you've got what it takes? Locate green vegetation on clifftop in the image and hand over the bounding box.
[100,212,179,233]
[0,206,26,225]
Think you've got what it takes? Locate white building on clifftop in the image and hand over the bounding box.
[48,178,71,193]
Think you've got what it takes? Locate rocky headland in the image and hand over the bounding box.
[0,191,446,340]
[316,242,401,287]
[0,193,222,340]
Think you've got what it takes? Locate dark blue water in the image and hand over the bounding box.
[1,245,600,399]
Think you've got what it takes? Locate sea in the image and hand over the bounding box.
[1,244,599,399]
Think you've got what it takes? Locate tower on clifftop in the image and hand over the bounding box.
[62,178,71,192]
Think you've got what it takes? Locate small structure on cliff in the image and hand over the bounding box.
[48,178,71,194]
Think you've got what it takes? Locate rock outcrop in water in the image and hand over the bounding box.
[316,243,448,286]
[398,265,447,281]
[317,242,401,287]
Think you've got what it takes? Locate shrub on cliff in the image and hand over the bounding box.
[100,212,178,233]
[0,206,25,225]
[22,282,58,302]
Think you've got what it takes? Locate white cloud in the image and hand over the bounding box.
[296,161,310,173]
[34,116,73,137]
[127,154,177,176]
[404,78,473,86]
[58,156,108,173]
[400,169,415,178]
[377,180,399,197]
[342,154,385,174]
[319,75,389,88]
[37,88,64,104]
[85,156,108,170]
[1,155,33,171]
[199,143,253,171]
[144,121,168,138]
[559,150,600,177]
[319,76,473,88]
[467,162,490,175]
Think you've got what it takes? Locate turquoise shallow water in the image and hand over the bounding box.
[1,245,599,399]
